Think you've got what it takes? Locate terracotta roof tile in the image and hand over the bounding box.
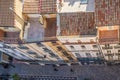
[60,12,96,36]
[23,0,57,14]
[0,0,14,27]
[98,26,119,43]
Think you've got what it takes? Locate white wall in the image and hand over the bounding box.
[57,0,95,13]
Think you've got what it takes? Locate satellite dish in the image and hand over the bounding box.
[39,15,44,25]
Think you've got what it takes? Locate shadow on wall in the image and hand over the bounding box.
[64,0,81,6]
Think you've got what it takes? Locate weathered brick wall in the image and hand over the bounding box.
[95,0,120,27]
[23,0,56,14]
[60,12,96,36]
[45,18,56,37]
[0,0,14,27]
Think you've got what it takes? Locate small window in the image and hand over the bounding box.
[27,51,37,54]
[96,53,101,56]
[75,53,81,58]
[70,46,74,49]
[118,43,120,45]
[81,45,86,49]
[86,53,92,58]
[118,50,120,53]
[18,45,29,50]
[107,50,111,53]
[80,0,88,4]
[93,45,97,48]
[57,46,62,51]
[105,44,110,47]
[52,41,56,43]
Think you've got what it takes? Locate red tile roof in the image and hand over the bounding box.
[95,0,120,27]
[60,12,96,36]
[23,0,57,14]
[98,26,119,43]
[0,0,14,27]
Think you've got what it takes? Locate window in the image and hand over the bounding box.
[96,53,102,57]
[57,46,62,51]
[80,0,88,4]
[4,32,7,37]
[105,44,110,47]
[75,53,81,58]
[96,53,100,56]
[52,41,56,43]
[93,45,97,48]
[86,53,92,58]
[118,43,120,45]
[118,50,120,60]
[70,46,74,49]
[18,45,29,50]
[107,50,111,54]
[118,50,120,53]
[27,51,37,54]
[81,45,86,49]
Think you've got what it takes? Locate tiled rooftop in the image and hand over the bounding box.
[0,0,14,27]
[98,26,119,43]
[95,0,120,27]
[59,12,96,36]
[23,0,57,14]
